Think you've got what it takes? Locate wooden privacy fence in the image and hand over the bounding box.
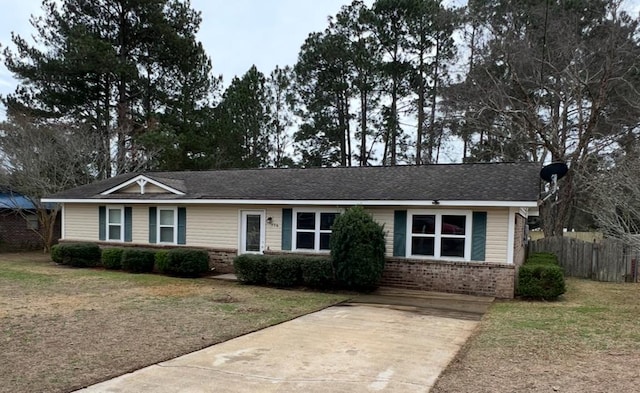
[528,236,640,282]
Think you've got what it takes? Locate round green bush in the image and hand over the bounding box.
[51,244,63,264]
[155,250,170,272]
[233,254,268,284]
[101,248,124,270]
[517,263,566,300]
[121,249,155,273]
[300,257,334,289]
[527,252,559,265]
[265,256,301,287]
[52,243,101,267]
[330,206,386,291]
[159,249,210,277]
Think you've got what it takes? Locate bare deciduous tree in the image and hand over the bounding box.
[447,1,640,236]
[0,115,97,251]
[581,150,640,250]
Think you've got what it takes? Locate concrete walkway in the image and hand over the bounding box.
[76,290,493,393]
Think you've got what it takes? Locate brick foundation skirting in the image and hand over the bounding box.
[381,258,516,298]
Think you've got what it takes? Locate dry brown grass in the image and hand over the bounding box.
[433,278,640,392]
[0,253,349,393]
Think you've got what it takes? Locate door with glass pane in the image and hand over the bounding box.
[240,211,265,254]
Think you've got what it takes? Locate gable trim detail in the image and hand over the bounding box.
[99,175,185,196]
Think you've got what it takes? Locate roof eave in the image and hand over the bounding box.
[41,198,538,208]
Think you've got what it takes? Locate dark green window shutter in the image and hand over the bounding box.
[281,208,292,250]
[149,207,157,244]
[177,207,187,245]
[124,207,132,242]
[98,206,106,241]
[471,212,487,261]
[393,210,407,257]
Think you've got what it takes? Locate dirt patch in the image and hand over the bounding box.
[433,278,640,392]
[434,347,640,392]
[0,253,348,393]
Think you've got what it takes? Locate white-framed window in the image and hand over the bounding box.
[107,206,124,241]
[407,210,472,260]
[158,207,177,244]
[292,209,340,252]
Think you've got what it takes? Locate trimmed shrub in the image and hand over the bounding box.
[158,249,210,278]
[51,244,63,264]
[233,254,268,284]
[517,251,565,300]
[300,257,334,289]
[330,206,386,291]
[101,248,124,270]
[51,243,101,267]
[517,263,566,300]
[121,249,155,273]
[265,256,301,287]
[155,250,169,273]
[527,252,559,265]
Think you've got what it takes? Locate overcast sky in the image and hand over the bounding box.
[0,0,638,110]
[0,0,373,103]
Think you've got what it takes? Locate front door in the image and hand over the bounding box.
[240,210,265,254]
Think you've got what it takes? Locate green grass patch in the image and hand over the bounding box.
[0,268,56,284]
[475,278,640,352]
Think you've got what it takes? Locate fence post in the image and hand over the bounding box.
[591,240,598,280]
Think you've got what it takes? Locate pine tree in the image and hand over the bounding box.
[3,0,218,177]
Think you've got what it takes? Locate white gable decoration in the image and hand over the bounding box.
[100,175,185,196]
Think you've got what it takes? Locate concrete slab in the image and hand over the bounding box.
[76,293,489,393]
[348,287,495,321]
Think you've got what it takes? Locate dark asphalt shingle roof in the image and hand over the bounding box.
[46,162,541,202]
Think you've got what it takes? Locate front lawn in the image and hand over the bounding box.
[433,278,640,392]
[0,253,349,393]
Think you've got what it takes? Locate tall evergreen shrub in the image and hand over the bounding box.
[330,206,386,291]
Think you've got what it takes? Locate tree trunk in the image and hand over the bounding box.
[345,94,352,167]
[428,41,441,164]
[360,90,368,166]
[338,96,347,167]
[390,80,398,166]
[416,48,425,165]
[540,173,574,237]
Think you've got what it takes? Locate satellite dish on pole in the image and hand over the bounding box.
[540,162,568,203]
[540,162,568,183]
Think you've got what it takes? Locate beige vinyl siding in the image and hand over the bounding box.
[184,205,238,248]
[131,205,149,244]
[186,205,282,251]
[63,203,283,251]
[264,207,282,252]
[484,208,509,263]
[61,203,511,263]
[366,207,395,257]
[64,204,99,241]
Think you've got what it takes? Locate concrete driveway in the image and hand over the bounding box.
[76,289,492,393]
